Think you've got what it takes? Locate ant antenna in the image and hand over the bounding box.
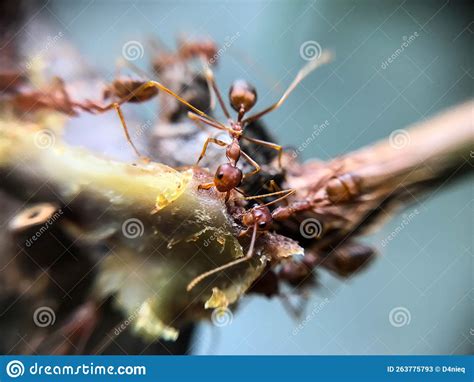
[243,189,295,207]
[199,57,216,112]
[242,51,333,125]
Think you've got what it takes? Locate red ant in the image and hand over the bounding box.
[63,50,331,200]
[2,37,216,158]
[186,188,296,291]
[151,37,218,74]
[152,50,332,200]
[1,74,161,158]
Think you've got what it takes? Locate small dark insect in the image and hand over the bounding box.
[186,188,295,291]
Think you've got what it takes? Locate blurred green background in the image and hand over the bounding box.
[41,0,472,354]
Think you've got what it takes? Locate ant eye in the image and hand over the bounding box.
[217,173,224,179]
[258,221,267,228]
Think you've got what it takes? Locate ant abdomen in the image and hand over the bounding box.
[107,78,158,103]
[326,173,360,203]
[229,80,257,113]
[272,200,313,221]
[214,163,243,192]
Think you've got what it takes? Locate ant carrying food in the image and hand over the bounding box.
[186,188,296,291]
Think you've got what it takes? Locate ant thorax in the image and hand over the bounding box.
[231,122,243,133]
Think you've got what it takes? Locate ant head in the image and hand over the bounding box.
[214,163,243,192]
[242,205,272,231]
[229,80,257,113]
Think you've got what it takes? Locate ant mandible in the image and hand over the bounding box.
[186,188,296,291]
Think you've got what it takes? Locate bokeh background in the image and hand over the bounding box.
[15,0,473,354]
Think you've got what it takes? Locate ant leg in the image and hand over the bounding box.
[234,188,248,197]
[241,135,283,168]
[134,80,227,129]
[188,111,234,134]
[268,179,280,192]
[242,51,333,125]
[240,150,261,178]
[201,62,232,120]
[198,182,214,190]
[196,137,227,165]
[111,103,148,160]
[267,180,290,206]
[243,189,295,207]
[49,77,77,116]
[187,223,258,291]
[198,58,216,112]
[96,80,227,130]
[280,292,310,319]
